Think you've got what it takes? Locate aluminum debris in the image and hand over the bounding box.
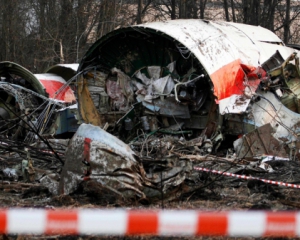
[2,20,300,204]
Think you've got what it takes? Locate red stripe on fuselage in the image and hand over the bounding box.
[210,59,261,101]
[39,80,75,103]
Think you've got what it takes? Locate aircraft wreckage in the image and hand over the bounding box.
[1,19,300,202]
[58,19,300,201]
[0,62,78,140]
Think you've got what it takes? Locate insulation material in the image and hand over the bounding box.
[111,68,134,105]
[106,79,128,111]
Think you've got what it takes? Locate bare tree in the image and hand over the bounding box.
[274,0,300,44]
[0,0,28,61]
[242,0,261,26]
[153,0,178,20]
[178,0,199,19]
[262,0,278,31]
[135,0,154,23]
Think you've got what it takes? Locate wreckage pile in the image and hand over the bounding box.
[1,20,300,234]
[1,133,300,213]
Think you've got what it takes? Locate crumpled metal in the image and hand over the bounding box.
[58,123,148,199]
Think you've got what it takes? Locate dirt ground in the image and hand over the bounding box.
[1,154,300,240]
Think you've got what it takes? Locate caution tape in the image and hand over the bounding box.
[194,166,300,189]
[0,208,300,237]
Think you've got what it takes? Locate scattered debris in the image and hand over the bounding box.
[2,20,300,214]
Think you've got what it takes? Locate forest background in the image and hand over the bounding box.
[1,0,299,73]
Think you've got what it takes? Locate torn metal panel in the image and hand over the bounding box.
[0,61,47,96]
[219,95,251,115]
[261,155,289,162]
[257,42,298,64]
[44,63,79,101]
[133,64,175,101]
[59,123,148,198]
[261,51,300,114]
[222,51,300,149]
[244,52,300,144]
[39,172,60,195]
[261,50,285,72]
[223,21,296,64]
[136,95,191,119]
[233,123,288,159]
[251,91,300,140]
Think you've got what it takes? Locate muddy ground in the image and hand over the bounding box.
[1,152,300,240]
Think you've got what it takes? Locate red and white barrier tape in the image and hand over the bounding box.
[194,166,300,189]
[0,209,300,237]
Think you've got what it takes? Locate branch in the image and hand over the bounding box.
[142,0,154,15]
[274,10,300,32]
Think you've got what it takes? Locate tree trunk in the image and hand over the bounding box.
[243,0,259,25]
[242,0,249,23]
[284,0,290,43]
[171,0,176,19]
[230,0,236,22]
[188,0,198,19]
[224,0,230,21]
[199,0,207,19]
[252,0,259,25]
[266,0,277,31]
[179,0,186,19]
[137,0,143,24]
